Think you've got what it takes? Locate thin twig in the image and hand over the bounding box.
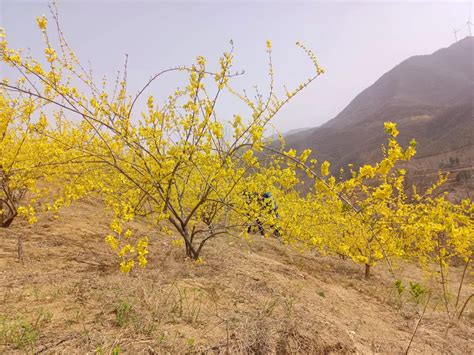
[455,256,471,310]
[457,293,473,320]
[405,292,431,355]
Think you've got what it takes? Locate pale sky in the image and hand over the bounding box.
[1,0,472,133]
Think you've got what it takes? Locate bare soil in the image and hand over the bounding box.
[0,198,472,354]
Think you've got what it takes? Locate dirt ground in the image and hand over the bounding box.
[0,198,472,354]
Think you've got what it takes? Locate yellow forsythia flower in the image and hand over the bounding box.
[321,161,330,176]
[36,16,47,31]
[119,259,134,274]
[384,121,399,137]
[105,235,119,250]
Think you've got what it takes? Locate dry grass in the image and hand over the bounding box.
[0,197,472,354]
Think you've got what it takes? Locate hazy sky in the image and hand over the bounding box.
[1,0,472,133]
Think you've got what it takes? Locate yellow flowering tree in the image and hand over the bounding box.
[0,85,76,229]
[0,85,89,259]
[0,88,44,228]
[268,122,472,290]
[0,12,325,272]
[330,122,418,277]
[399,189,473,315]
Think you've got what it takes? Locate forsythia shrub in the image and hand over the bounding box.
[1,10,324,269]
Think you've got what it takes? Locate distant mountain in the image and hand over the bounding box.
[266,127,312,140]
[281,37,474,189]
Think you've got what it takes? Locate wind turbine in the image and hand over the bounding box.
[468,10,473,37]
[453,27,460,42]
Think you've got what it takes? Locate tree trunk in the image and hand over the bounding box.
[184,237,198,260]
[185,244,199,260]
[17,233,24,262]
[1,214,15,228]
[185,242,193,259]
[365,264,371,279]
[0,201,16,228]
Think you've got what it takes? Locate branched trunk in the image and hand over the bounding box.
[182,225,199,260]
[184,240,199,260]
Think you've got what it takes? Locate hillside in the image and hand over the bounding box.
[0,198,472,353]
[282,37,474,190]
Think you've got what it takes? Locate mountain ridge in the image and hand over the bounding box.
[281,37,474,189]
